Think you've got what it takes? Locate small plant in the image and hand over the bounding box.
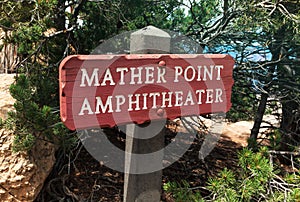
[269,129,282,150]
[164,147,300,202]
[13,132,36,152]
[4,74,76,152]
[163,180,204,202]
[207,148,274,201]
[0,117,3,128]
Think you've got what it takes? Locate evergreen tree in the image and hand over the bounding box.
[0,0,186,151]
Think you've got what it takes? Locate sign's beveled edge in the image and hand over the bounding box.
[59,54,235,130]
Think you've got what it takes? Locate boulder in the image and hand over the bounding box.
[0,74,15,120]
[0,74,55,201]
[0,129,55,201]
[222,121,254,147]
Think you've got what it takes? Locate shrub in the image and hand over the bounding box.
[164,147,300,202]
[4,74,75,152]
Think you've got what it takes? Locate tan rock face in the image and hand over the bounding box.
[222,121,254,147]
[0,74,55,201]
[0,74,15,120]
[0,129,56,201]
[172,115,279,148]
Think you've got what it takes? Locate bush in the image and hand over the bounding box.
[4,74,76,152]
[163,147,300,202]
[0,117,3,128]
[163,180,203,202]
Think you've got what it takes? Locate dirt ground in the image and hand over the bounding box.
[35,126,244,202]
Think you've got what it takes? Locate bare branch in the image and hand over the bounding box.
[269,150,300,156]
[43,26,74,38]
[0,24,14,31]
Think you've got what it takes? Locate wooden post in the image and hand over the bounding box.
[123,26,171,202]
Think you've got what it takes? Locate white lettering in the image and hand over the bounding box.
[174,91,183,106]
[149,92,160,109]
[130,67,143,84]
[184,90,195,106]
[142,93,148,109]
[215,65,223,80]
[161,92,173,107]
[116,67,128,85]
[196,89,205,104]
[145,67,155,84]
[78,98,94,115]
[128,94,141,111]
[101,68,116,86]
[80,68,100,87]
[95,96,113,113]
[206,89,214,103]
[184,66,196,82]
[115,95,126,112]
[203,66,214,81]
[215,88,223,103]
[157,67,166,83]
[197,66,202,81]
[174,66,183,82]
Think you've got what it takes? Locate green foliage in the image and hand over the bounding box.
[5,74,74,152]
[0,0,191,154]
[163,180,204,202]
[285,173,300,185]
[207,148,273,201]
[13,24,44,55]
[290,188,300,201]
[164,148,300,202]
[207,168,238,201]
[0,0,79,152]
[268,129,282,150]
[227,84,257,122]
[13,133,36,152]
[0,117,3,128]
[0,0,189,155]
[124,0,183,30]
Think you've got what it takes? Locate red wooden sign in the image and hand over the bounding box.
[59,54,234,130]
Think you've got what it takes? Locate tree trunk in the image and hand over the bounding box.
[54,0,66,31]
[223,0,229,15]
[280,100,299,150]
[248,93,268,149]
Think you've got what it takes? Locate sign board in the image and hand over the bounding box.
[59,54,234,130]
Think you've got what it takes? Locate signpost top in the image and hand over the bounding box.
[130,26,171,54]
